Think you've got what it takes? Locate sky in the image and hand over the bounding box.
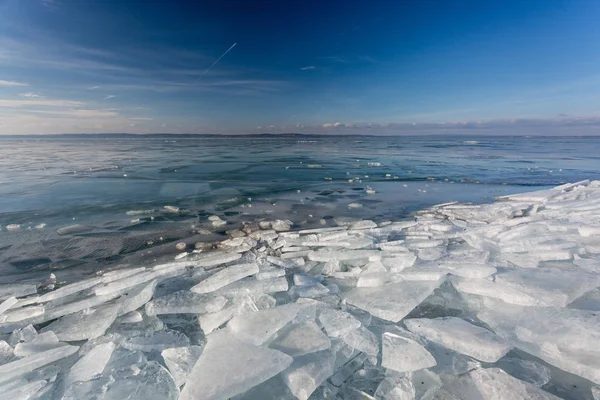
[1,0,600,135]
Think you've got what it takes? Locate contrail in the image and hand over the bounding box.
[196,42,237,82]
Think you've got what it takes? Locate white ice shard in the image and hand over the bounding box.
[0,379,48,399]
[381,331,436,372]
[122,329,190,352]
[255,265,286,280]
[470,367,562,400]
[13,331,63,357]
[318,309,361,337]
[339,325,379,358]
[213,276,289,297]
[43,304,119,341]
[494,267,600,307]
[344,280,441,322]
[476,301,600,384]
[192,251,243,269]
[270,320,331,357]
[451,277,540,306]
[191,263,259,294]
[179,330,293,400]
[198,306,236,334]
[145,291,219,315]
[405,317,512,363]
[0,297,17,315]
[308,250,382,262]
[439,262,497,279]
[118,280,157,316]
[280,350,336,400]
[375,374,415,400]
[0,344,79,384]
[67,342,115,385]
[1,305,44,323]
[0,340,14,364]
[228,303,309,345]
[0,283,37,301]
[380,253,417,272]
[161,346,203,387]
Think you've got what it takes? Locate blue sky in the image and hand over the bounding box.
[1,0,600,134]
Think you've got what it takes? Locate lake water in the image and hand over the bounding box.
[1,134,599,282]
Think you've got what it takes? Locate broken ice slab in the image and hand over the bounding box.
[42,304,119,341]
[119,310,143,323]
[0,344,79,384]
[145,291,223,315]
[451,277,540,306]
[198,305,236,334]
[339,325,379,359]
[13,331,63,357]
[0,297,17,315]
[191,263,259,294]
[356,272,394,287]
[494,267,600,307]
[297,226,347,235]
[381,331,437,373]
[161,345,204,387]
[470,367,562,400]
[405,317,512,363]
[190,251,244,269]
[179,330,293,400]
[270,320,331,357]
[0,379,48,399]
[290,283,330,298]
[438,262,497,279]
[344,280,442,323]
[64,360,179,400]
[495,357,551,388]
[122,329,190,352]
[281,350,336,400]
[213,276,289,297]
[308,250,382,262]
[255,265,286,280]
[395,267,448,281]
[380,253,417,272]
[318,309,362,337]
[66,342,115,385]
[0,283,37,301]
[375,374,415,400]
[476,300,600,384]
[117,280,157,316]
[38,277,103,302]
[1,305,44,323]
[218,237,257,253]
[228,303,310,345]
[0,341,14,364]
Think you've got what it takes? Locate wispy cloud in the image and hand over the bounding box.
[104,95,116,100]
[0,99,85,108]
[88,86,100,90]
[300,66,316,71]
[0,80,28,87]
[19,92,43,98]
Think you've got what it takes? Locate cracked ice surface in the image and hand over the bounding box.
[0,181,599,399]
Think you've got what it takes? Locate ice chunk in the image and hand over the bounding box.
[477,301,600,384]
[214,276,289,297]
[0,297,17,315]
[9,324,37,345]
[198,305,236,334]
[281,350,336,400]
[339,325,379,358]
[381,332,436,372]
[67,342,115,385]
[451,277,540,306]
[405,317,512,362]
[0,283,37,302]
[13,331,62,357]
[350,220,378,230]
[440,262,497,278]
[470,367,561,400]
[122,329,190,352]
[39,277,102,302]
[357,272,393,287]
[255,265,285,280]
[375,374,415,400]
[192,251,243,269]
[494,267,600,307]
[318,309,362,337]
[344,280,441,322]
[308,250,382,262]
[191,263,259,294]
[145,291,220,315]
[290,283,330,298]
[118,280,157,316]
[0,345,79,384]
[495,358,551,387]
[0,379,48,399]
[119,310,143,323]
[179,330,293,400]
[161,346,203,387]
[228,303,309,345]
[1,305,44,323]
[380,253,417,272]
[43,304,119,341]
[270,320,331,357]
